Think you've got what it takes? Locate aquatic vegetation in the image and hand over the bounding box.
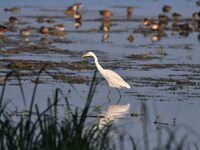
[0,69,127,150]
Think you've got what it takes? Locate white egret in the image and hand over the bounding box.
[82,51,130,102]
[82,51,131,89]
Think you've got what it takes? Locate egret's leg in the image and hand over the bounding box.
[107,89,111,104]
[116,89,122,104]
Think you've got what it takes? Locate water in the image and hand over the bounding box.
[0,0,200,148]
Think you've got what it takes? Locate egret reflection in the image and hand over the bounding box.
[97,103,130,129]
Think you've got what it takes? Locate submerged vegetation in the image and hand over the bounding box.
[0,68,199,150]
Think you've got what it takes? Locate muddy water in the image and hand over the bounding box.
[0,0,200,148]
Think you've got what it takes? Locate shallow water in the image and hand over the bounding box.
[0,0,200,148]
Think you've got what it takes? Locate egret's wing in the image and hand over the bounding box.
[105,69,125,82]
[104,69,130,88]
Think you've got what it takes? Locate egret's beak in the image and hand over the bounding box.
[82,54,88,58]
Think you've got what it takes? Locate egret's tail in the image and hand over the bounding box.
[125,82,131,89]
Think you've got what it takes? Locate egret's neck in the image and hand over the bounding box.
[92,54,104,72]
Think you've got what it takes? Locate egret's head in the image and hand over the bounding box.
[82,51,95,58]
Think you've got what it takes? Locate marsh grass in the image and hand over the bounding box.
[0,67,199,150]
[0,68,125,150]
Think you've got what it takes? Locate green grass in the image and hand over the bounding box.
[0,67,199,150]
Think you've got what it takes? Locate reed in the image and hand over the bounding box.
[0,68,124,150]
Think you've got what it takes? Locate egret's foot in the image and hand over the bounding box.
[107,89,111,104]
[116,89,122,104]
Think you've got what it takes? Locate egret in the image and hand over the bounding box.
[82,51,130,101]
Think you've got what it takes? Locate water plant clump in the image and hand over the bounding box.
[0,69,127,150]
